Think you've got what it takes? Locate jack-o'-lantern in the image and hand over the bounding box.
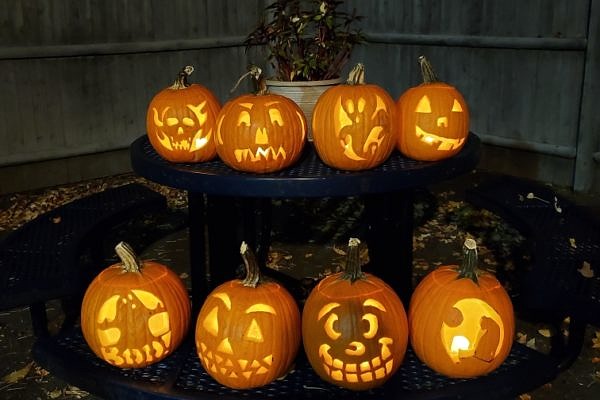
[81,242,191,368]
[215,66,306,173]
[195,242,301,389]
[409,238,515,378]
[396,56,469,161]
[146,66,221,163]
[302,238,408,390]
[312,63,396,170]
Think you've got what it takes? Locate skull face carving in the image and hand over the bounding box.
[151,101,214,153]
[95,290,172,367]
[146,66,221,163]
[312,64,396,171]
[194,273,301,389]
[216,93,306,173]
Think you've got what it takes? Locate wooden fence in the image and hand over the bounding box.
[0,0,598,193]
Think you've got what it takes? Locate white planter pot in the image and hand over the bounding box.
[266,78,343,141]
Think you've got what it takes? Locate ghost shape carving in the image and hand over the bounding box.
[216,94,306,173]
[312,63,396,170]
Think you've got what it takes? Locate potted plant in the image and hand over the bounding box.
[244,0,364,138]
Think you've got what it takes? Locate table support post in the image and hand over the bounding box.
[364,191,414,306]
[188,192,208,312]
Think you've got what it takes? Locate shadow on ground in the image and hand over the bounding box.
[0,170,599,399]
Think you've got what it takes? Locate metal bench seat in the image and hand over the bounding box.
[0,183,168,336]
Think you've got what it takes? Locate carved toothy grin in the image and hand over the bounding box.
[234,146,287,162]
[318,337,394,383]
[198,341,273,380]
[156,130,212,152]
[416,126,465,151]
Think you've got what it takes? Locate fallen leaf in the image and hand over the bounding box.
[591,357,600,363]
[569,238,577,248]
[518,394,531,400]
[516,332,528,344]
[578,261,594,278]
[1,361,33,383]
[51,216,62,224]
[526,338,536,349]
[592,331,600,349]
[48,389,62,399]
[304,253,313,258]
[332,244,346,256]
[538,328,552,338]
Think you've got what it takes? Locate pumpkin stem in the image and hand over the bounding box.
[230,65,267,95]
[240,241,262,287]
[457,238,479,284]
[418,56,439,83]
[346,63,366,85]
[342,237,366,283]
[115,241,142,273]
[170,65,194,89]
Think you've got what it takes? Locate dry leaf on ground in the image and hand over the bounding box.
[1,362,33,384]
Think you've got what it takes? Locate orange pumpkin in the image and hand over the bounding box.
[195,242,301,389]
[302,238,408,390]
[146,66,221,163]
[396,56,469,161]
[409,238,515,378]
[215,66,306,173]
[312,63,396,170]
[81,242,191,368]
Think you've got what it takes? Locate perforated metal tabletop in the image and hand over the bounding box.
[130,134,481,198]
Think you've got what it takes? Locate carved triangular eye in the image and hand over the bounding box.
[416,95,432,113]
[452,99,463,112]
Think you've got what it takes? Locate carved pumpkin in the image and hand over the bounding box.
[409,238,515,378]
[81,242,191,368]
[146,66,221,163]
[195,242,301,389]
[312,64,396,170]
[396,56,469,161]
[216,66,306,173]
[302,238,408,390]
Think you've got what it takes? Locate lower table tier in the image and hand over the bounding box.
[33,327,558,400]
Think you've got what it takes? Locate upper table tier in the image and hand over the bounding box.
[130,134,481,197]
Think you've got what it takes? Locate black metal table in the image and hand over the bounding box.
[129,133,481,308]
[32,132,569,399]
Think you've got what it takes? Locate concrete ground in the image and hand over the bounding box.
[0,169,599,399]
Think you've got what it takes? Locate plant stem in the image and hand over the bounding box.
[115,241,142,273]
[346,63,365,85]
[342,237,365,283]
[418,56,439,83]
[240,241,261,287]
[457,238,479,284]
[170,66,194,89]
